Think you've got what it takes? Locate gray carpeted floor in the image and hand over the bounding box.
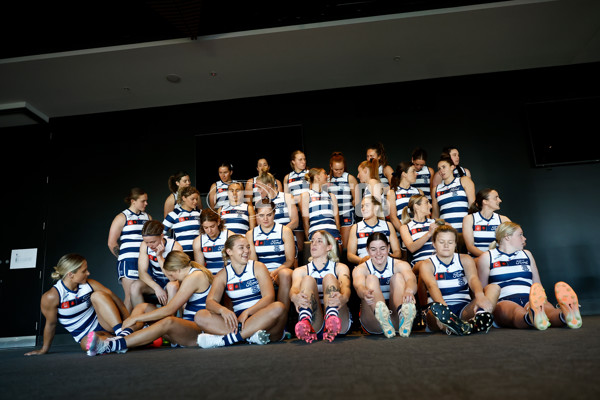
[2,316,600,400]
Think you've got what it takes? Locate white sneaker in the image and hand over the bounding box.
[246,330,270,345]
[86,333,127,356]
[197,333,225,349]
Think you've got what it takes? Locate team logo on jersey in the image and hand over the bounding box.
[411,227,425,234]
[227,283,240,291]
[435,272,446,280]
[359,232,370,238]
[255,241,264,246]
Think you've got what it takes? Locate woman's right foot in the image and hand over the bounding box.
[555,281,582,329]
[295,319,317,343]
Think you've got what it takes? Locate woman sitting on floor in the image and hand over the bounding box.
[25,254,133,356]
[476,221,582,330]
[85,251,214,355]
[353,232,417,338]
[416,225,498,336]
[194,235,287,348]
[290,230,352,343]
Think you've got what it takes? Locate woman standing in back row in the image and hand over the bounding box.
[327,152,358,251]
[163,171,191,218]
[107,188,151,311]
[284,150,310,255]
[208,162,234,210]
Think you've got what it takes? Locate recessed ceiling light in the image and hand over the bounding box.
[393,56,402,62]
[166,74,181,83]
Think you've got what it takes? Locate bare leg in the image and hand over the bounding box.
[340,225,351,253]
[125,316,202,348]
[91,291,125,332]
[388,272,406,328]
[461,284,500,321]
[358,274,388,333]
[299,275,323,329]
[130,280,154,308]
[240,302,286,340]
[545,302,565,327]
[121,278,135,312]
[493,301,529,329]
[272,269,292,335]
[322,274,350,335]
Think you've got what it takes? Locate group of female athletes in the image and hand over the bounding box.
[25,143,583,357]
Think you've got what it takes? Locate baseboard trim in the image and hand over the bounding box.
[0,336,36,349]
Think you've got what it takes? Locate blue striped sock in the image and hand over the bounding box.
[298,307,313,321]
[120,328,133,336]
[325,306,339,319]
[113,323,123,336]
[223,331,243,346]
[108,337,127,352]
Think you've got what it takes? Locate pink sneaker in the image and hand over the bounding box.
[323,315,341,343]
[295,319,317,343]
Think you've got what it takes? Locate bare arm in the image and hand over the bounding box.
[246,230,258,261]
[461,176,476,208]
[301,192,310,238]
[208,183,217,209]
[346,224,365,265]
[387,222,402,259]
[387,190,402,233]
[476,251,491,287]
[351,263,369,299]
[418,260,446,305]
[107,213,125,258]
[330,192,341,231]
[127,272,206,325]
[247,204,256,231]
[137,243,168,305]
[431,191,440,219]
[285,193,299,230]
[164,195,175,219]
[461,254,492,312]
[192,236,206,266]
[526,250,542,284]
[462,214,483,257]
[24,289,59,355]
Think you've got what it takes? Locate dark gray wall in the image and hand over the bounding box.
[40,62,600,332]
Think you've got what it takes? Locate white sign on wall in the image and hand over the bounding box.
[10,248,37,269]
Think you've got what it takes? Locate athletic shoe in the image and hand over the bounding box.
[295,319,317,343]
[374,301,396,338]
[323,315,342,342]
[86,332,127,356]
[555,281,582,329]
[399,303,417,338]
[468,311,494,334]
[429,302,472,336]
[527,283,550,330]
[246,330,271,345]
[197,333,225,349]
